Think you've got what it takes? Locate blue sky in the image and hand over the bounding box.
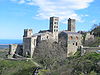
[0,0,100,39]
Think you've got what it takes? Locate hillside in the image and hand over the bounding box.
[33,40,67,69]
[92,26,100,37]
[1,49,100,75]
[0,48,43,75]
[83,25,100,47]
[0,59,37,75]
[32,39,100,75]
[84,37,100,47]
[44,52,100,75]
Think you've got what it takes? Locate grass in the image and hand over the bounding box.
[0,48,36,75]
[0,48,46,75]
[0,59,36,75]
[0,48,8,58]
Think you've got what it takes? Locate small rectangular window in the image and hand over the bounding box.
[76,42,78,46]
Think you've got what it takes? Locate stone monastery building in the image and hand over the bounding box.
[8,17,82,58]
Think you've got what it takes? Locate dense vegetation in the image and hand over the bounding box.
[88,25,100,47]
[84,37,100,47]
[92,25,100,37]
[1,49,100,75]
[33,39,100,75]
[45,52,100,75]
[83,25,100,47]
[33,40,67,69]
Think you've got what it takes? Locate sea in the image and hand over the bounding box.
[0,39,22,49]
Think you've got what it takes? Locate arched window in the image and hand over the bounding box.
[76,36,78,40]
[69,36,73,40]
[55,18,58,21]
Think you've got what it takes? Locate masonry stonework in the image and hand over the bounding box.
[68,18,76,32]
[8,44,23,58]
[8,17,82,58]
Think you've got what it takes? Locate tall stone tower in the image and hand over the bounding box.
[23,29,34,58]
[68,18,76,32]
[23,29,33,37]
[49,17,59,42]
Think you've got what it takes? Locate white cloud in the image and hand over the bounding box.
[18,0,25,4]
[80,14,89,17]
[11,0,94,23]
[10,0,17,2]
[91,19,97,23]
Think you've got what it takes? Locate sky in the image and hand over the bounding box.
[0,0,100,39]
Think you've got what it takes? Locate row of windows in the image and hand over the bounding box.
[54,29,58,32]
[54,22,58,24]
[54,26,58,28]
[50,22,58,25]
[69,36,79,40]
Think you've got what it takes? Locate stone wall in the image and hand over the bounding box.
[8,44,23,58]
[67,33,82,57]
[85,33,94,41]
[59,31,82,57]
[23,36,37,58]
[68,18,76,32]
[81,46,100,56]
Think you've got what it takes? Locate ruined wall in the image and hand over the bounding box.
[8,44,23,58]
[59,32,82,57]
[85,32,94,41]
[81,46,100,56]
[67,34,82,57]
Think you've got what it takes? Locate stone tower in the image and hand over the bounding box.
[23,29,33,37]
[68,18,76,32]
[49,17,59,42]
[23,29,34,58]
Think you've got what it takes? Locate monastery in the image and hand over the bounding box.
[8,17,82,58]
